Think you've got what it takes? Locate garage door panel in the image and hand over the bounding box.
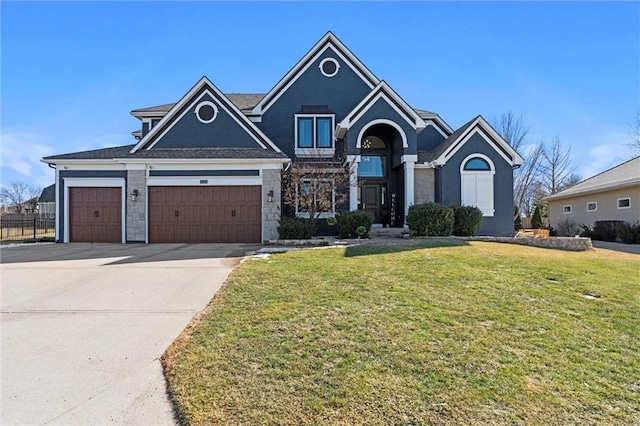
[148,186,261,243]
[69,187,122,243]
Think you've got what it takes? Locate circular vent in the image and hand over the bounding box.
[195,101,218,123]
[319,57,340,77]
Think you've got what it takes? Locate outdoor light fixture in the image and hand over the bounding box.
[131,189,139,202]
[267,190,274,202]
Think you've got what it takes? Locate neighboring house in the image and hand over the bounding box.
[42,32,523,244]
[543,156,640,233]
[0,198,38,215]
[37,184,56,218]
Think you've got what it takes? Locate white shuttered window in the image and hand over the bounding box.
[460,155,495,217]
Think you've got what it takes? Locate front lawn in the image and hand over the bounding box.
[163,241,639,425]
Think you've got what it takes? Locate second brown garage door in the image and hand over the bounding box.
[148,186,261,243]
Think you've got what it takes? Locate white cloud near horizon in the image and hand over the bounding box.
[0,131,55,188]
[577,131,633,181]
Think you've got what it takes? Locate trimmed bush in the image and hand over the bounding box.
[593,220,624,242]
[514,205,523,231]
[452,205,483,236]
[406,202,454,236]
[618,222,640,244]
[532,205,544,229]
[337,211,373,238]
[514,215,523,231]
[277,217,315,239]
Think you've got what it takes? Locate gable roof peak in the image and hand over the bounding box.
[251,31,380,115]
[129,76,281,154]
[428,115,524,167]
[335,80,426,139]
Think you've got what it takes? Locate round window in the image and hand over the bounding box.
[195,101,218,124]
[319,58,340,77]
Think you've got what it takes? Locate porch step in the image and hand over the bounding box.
[368,227,408,239]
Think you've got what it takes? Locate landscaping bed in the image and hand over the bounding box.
[163,240,639,425]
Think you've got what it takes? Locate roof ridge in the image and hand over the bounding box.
[575,155,640,186]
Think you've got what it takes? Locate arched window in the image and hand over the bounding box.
[460,155,495,217]
[463,158,490,171]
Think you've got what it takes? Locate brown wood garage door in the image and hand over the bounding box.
[148,186,261,243]
[69,187,122,243]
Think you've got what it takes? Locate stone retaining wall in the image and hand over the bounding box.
[466,236,593,251]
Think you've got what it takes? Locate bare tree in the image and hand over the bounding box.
[492,110,530,151]
[281,161,353,227]
[513,142,545,216]
[539,136,579,195]
[0,181,41,213]
[492,111,543,216]
[629,110,640,156]
[558,173,581,192]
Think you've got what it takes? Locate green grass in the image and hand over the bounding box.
[163,240,640,425]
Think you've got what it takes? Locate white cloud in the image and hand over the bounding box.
[577,131,632,180]
[0,131,55,188]
[0,130,132,190]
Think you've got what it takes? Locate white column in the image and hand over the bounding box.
[347,155,360,211]
[54,167,60,242]
[404,160,415,225]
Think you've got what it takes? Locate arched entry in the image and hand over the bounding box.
[356,122,406,226]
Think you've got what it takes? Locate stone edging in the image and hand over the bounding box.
[461,236,593,251]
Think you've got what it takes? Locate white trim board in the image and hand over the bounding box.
[146,176,263,186]
[436,127,520,167]
[432,117,524,168]
[356,119,409,149]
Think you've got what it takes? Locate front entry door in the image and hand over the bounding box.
[361,184,387,223]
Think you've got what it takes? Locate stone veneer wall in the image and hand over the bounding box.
[262,169,281,241]
[126,170,147,242]
[467,236,593,251]
[414,168,435,204]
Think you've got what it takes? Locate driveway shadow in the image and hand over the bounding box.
[0,243,261,265]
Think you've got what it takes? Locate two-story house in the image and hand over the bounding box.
[42,32,524,243]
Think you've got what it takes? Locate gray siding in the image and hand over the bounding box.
[417,124,445,153]
[148,170,259,177]
[57,170,128,242]
[153,93,262,149]
[438,132,514,236]
[256,47,373,158]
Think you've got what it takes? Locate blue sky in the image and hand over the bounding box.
[2,1,638,191]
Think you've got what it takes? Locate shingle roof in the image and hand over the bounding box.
[121,148,288,159]
[43,145,288,161]
[418,116,479,164]
[132,94,265,115]
[417,151,434,164]
[414,108,436,117]
[226,94,265,111]
[130,103,176,114]
[38,184,55,202]
[544,156,640,201]
[43,145,136,160]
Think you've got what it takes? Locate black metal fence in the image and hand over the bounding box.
[0,218,56,241]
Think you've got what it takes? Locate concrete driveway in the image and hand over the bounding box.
[1,243,259,425]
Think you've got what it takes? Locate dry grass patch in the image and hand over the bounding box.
[163,240,639,425]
